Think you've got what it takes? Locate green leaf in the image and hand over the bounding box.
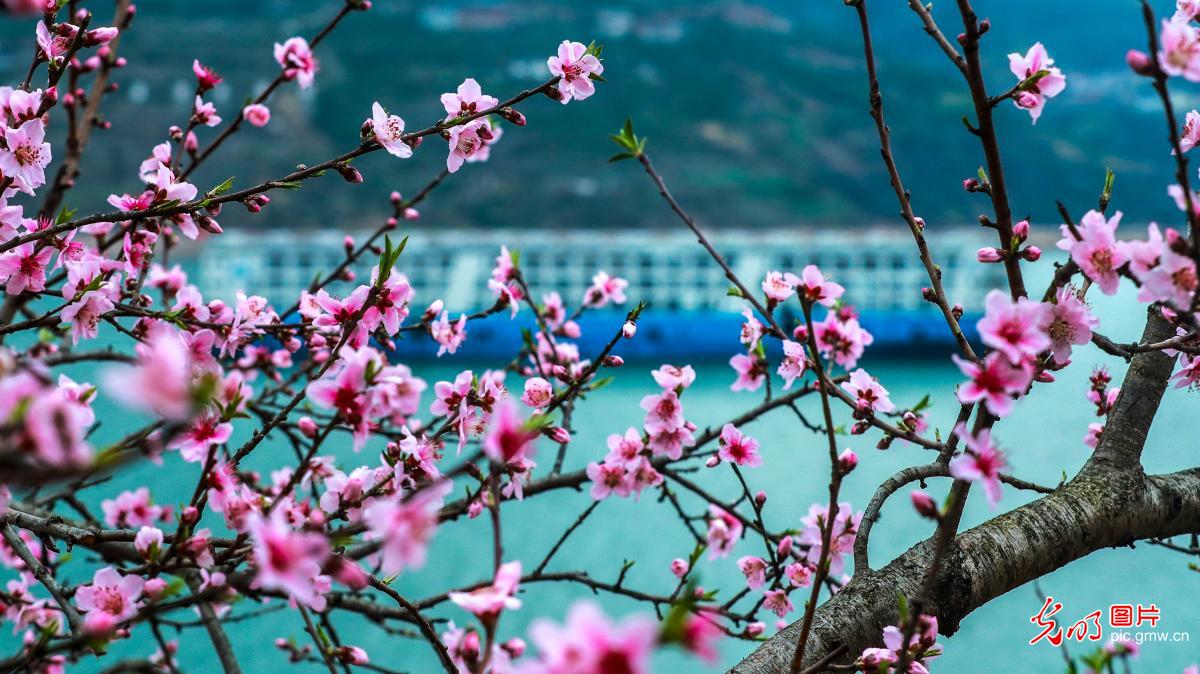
[54,205,77,226]
[209,176,235,196]
[897,591,910,624]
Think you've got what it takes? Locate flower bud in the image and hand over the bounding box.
[792,324,808,341]
[499,107,526,126]
[503,638,526,658]
[911,490,939,519]
[745,622,765,637]
[670,558,689,578]
[837,449,858,474]
[754,490,767,507]
[1021,245,1042,262]
[334,646,369,665]
[976,247,1003,263]
[143,577,168,600]
[548,427,571,444]
[603,355,624,368]
[181,506,200,526]
[337,164,364,183]
[1013,218,1030,240]
[622,321,636,339]
[1126,49,1155,76]
[298,416,318,438]
[962,178,979,192]
[705,455,721,468]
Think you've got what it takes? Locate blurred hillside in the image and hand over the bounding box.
[0,0,1188,233]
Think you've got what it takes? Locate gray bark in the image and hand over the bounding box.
[732,312,1200,673]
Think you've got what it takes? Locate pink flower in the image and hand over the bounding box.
[445,119,489,173]
[104,328,194,420]
[525,601,656,674]
[547,40,603,103]
[1007,43,1066,123]
[1047,286,1098,364]
[242,103,270,127]
[841,368,895,414]
[58,290,110,343]
[0,242,53,295]
[274,37,317,88]
[605,427,645,466]
[1160,19,1200,81]
[761,270,794,302]
[449,560,522,619]
[682,611,724,663]
[729,353,765,392]
[952,352,1030,417]
[586,460,631,500]
[778,339,808,389]
[1084,422,1105,448]
[950,424,1007,507]
[763,589,794,618]
[35,21,69,66]
[814,310,874,369]
[582,271,628,307]
[1057,210,1128,295]
[794,265,844,306]
[785,561,814,588]
[75,566,144,630]
[0,119,51,193]
[362,481,449,575]
[483,399,539,468]
[740,307,764,347]
[192,95,221,127]
[717,423,762,467]
[441,78,498,119]
[192,59,222,91]
[1181,110,1200,153]
[640,389,684,433]
[799,502,860,577]
[522,377,553,408]
[706,505,743,559]
[370,101,413,159]
[430,311,467,356]
[246,508,331,611]
[170,413,233,462]
[101,488,165,528]
[737,555,767,590]
[977,289,1052,365]
[651,363,696,390]
[1139,246,1198,309]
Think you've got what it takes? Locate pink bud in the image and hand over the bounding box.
[745,622,765,637]
[776,535,793,557]
[143,577,168,601]
[342,235,355,252]
[1126,49,1155,76]
[911,490,939,519]
[912,216,925,231]
[603,355,624,368]
[622,321,636,338]
[548,427,571,444]
[334,646,369,665]
[1013,219,1030,240]
[963,178,979,192]
[754,490,767,507]
[705,455,721,468]
[976,247,1003,263]
[792,324,808,341]
[837,449,858,474]
[298,416,318,438]
[670,558,689,578]
[181,506,199,526]
[1035,369,1056,383]
[562,320,581,338]
[242,104,270,127]
[403,207,420,220]
[503,638,526,658]
[1022,245,1042,262]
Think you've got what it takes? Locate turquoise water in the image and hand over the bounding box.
[16,275,1200,673]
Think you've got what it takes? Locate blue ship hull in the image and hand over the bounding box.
[389,309,982,361]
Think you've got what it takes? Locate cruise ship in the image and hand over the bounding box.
[196,227,1008,360]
